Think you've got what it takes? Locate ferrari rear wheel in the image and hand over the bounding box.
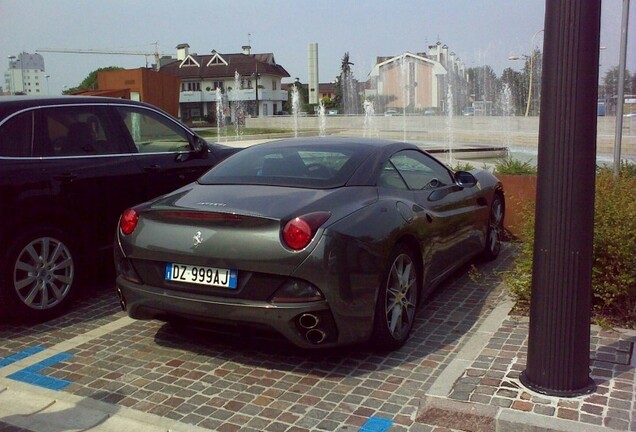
[483,193,504,260]
[371,244,419,351]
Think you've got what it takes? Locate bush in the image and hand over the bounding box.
[494,156,537,175]
[504,162,636,328]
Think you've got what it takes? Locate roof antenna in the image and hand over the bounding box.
[248,33,252,47]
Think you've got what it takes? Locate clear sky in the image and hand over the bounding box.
[1,0,634,96]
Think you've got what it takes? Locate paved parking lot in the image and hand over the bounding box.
[0,246,512,432]
[1,245,634,432]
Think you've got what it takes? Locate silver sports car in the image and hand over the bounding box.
[114,137,504,350]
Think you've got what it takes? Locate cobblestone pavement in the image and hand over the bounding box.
[448,318,636,431]
[1,244,635,431]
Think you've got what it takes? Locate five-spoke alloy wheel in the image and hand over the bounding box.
[371,244,419,350]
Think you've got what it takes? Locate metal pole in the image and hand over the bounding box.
[613,0,630,178]
[525,29,544,117]
[520,0,600,397]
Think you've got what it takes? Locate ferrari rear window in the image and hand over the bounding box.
[199,144,368,188]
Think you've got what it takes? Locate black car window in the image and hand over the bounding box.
[378,163,408,189]
[115,107,191,153]
[37,106,124,157]
[200,144,366,189]
[389,150,453,190]
[0,111,33,157]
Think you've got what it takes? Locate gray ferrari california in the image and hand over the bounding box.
[114,137,504,350]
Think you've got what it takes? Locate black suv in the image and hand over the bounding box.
[0,96,238,321]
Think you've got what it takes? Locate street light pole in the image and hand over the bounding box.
[525,29,544,117]
[614,0,630,178]
[253,63,260,117]
[45,75,51,95]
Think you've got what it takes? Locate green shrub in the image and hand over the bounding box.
[452,161,476,171]
[504,163,636,328]
[494,156,537,175]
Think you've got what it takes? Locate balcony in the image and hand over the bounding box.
[179,89,288,104]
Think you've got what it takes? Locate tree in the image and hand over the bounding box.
[602,66,633,115]
[467,65,500,115]
[63,66,124,94]
[501,67,526,115]
[284,79,309,113]
[335,52,361,115]
[603,66,633,97]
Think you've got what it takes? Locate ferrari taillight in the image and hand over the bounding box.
[282,211,331,251]
[119,208,139,235]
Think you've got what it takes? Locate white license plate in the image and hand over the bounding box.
[165,263,238,289]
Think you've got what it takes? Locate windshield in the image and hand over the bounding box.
[199,143,369,189]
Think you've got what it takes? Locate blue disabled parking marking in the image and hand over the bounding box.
[0,345,46,367]
[7,352,74,391]
[360,416,394,432]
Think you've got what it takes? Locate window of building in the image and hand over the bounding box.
[272,80,277,91]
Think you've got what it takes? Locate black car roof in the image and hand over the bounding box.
[0,96,154,118]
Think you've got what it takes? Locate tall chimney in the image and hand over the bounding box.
[176,43,190,61]
[242,45,251,55]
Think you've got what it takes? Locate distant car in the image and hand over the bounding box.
[115,137,505,350]
[0,96,239,321]
[327,110,339,115]
[424,109,438,116]
[624,111,636,118]
[463,107,475,116]
[384,109,398,116]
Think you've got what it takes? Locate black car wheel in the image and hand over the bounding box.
[371,244,419,351]
[1,227,78,321]
[483,194,504,260]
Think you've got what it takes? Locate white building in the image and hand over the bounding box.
[159,44,290,121]
[4,52,47,95]
[366,42,469,114]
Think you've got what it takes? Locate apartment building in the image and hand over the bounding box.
[366,42,469,114]
[4,52,47,95]
[159,44,290,121]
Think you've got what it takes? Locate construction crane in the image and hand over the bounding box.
[37,44,169,70]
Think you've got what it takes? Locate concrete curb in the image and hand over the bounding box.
[416,395,615,432]
[0,379,210,432]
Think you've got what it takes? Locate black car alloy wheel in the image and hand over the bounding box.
[1,227,77,320]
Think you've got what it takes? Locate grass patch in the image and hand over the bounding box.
[494,156,537,175]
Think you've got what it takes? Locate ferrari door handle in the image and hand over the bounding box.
[143,164,161,173]
[52,173,78,183]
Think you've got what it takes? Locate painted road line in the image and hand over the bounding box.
[8,352,74,391]
[0,316,135,378]
[0,346,46,367]
[360,416,394,432]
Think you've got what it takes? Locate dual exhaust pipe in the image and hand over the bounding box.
[298,313,326,344]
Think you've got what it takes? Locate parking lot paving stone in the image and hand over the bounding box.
[2,244,635,431]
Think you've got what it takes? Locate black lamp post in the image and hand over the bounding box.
[252,63,260,117]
